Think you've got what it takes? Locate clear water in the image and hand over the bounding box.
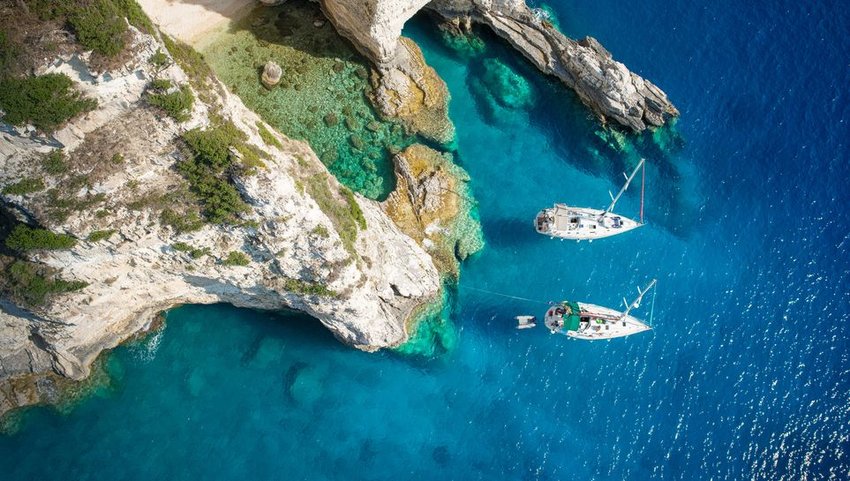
[3,0,849,479]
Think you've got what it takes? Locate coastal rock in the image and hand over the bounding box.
[261,60,283,87]
[319,0,677,131]
[428,0,679,131]
[383,144,483,276]
[0,27,440,416]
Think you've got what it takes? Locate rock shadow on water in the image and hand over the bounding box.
[479,216,540,248]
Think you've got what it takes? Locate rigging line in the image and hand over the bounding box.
[456,285,551,305]
[640,159,646,224]
[648,285,657,327]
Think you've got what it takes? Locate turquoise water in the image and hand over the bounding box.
[3,1,850,479]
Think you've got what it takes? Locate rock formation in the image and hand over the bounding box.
[383,144,483,276]
[0,27,440,415]
[261,60,282,87]
[319,0,678,132]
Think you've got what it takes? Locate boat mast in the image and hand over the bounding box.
[603,158,646,217]
[619,278,657,320]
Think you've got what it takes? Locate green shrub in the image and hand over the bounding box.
[68,0,128,57]
[2,177,45,196]
[160,208,204,233]
[177,160,248,224]
[282,277,336,297]
[256,121,282,148]
[0,74,97,132]
[305,175,362,255]
[311,225,329,238]
[110,153,124,164]
[149,78,172,91]
[342,189,367,230]
[5,225,77,251]
[221,250,249,266]
[178,123,254,223]
[42,150,68,175]
[3,260,88,306]
[161,35,213,89]
[182,123,244,170]
[149,49,170,68]
[147,84,194,122]
[87,229,115,242]
[0,32,18,76]
[172,242,209,259]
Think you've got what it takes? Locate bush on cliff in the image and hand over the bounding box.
[147,83,194,122]
[0,73,97,133]
[5,225,77,251]
[1,259,88,306]
[68,0,128,57]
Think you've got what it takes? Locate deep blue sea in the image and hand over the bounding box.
[2,0,849,479]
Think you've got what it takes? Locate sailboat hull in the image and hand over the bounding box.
[534,205,641,240]
[544,302,651,340]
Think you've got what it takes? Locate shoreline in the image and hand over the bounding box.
[136,0,256,48]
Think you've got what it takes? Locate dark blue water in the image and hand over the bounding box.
[2,1,849,479]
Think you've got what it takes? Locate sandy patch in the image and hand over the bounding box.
[137,0,256,47]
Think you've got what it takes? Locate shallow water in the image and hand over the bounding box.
[2,0,849,479]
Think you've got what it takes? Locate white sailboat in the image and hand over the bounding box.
[534,158,646,240]
[543,279,657,340]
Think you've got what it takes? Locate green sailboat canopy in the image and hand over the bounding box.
[562,301,582,331]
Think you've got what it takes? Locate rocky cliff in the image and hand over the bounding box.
[320,0,678,132]
[0,25,440,415]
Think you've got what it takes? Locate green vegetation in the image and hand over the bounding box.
[178,123,257,223]
[305,175,364,255]
[282,277,336,297]
[42,150,68,175]
[43,189,106,223]
[149,49,170,68]
[199,2,417,199]
[221,250,250,266]
[256,121,282,149]
[5,225,77,251]
[68,0,127,57]
[160,208,204,233]
[149,78,172,91]
[0,73,97,132]
[342,189,367,230]
[87,229,115,242]
[172,242,209,259]
[1,259,88,306]
[147,83,194,122]
[311,225,329,238]
[161,35,214,92]
[0,31,18,75]
[2,177,45,196]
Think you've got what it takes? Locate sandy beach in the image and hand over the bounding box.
[137,0,255,47]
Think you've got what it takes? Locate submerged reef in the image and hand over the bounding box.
[395,284,457,357]
[202,1,419,200]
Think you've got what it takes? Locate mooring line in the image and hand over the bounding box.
[457,285,551,305]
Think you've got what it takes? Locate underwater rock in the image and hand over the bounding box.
[383,144,483,276]
[261,60,283,88]
[479,58,534,109]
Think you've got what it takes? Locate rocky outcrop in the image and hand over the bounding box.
[319,0,455,144]
[383,144,483,276]
[319,0,677,132]
[448,1,679,131]
[261,60,282,87]
[0,27,440,415]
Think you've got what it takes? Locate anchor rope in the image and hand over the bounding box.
[648,285,657,326]
[457,285,551,305]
